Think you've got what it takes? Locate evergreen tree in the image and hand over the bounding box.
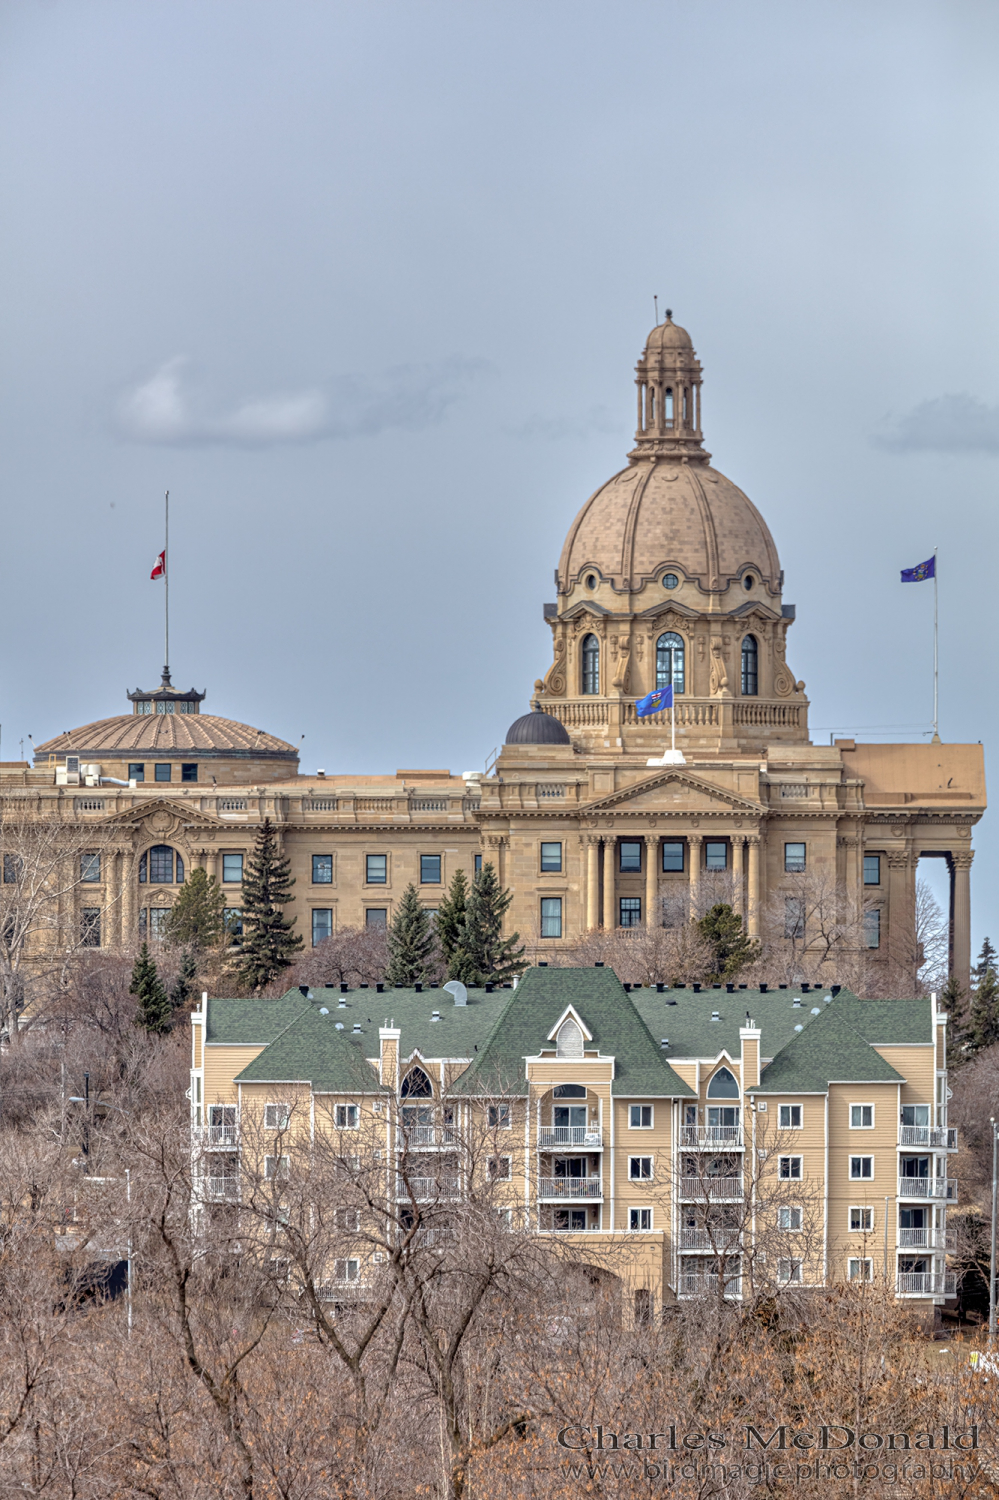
[385,883,437,985]
[435,869,470,978]
[969,937,999,1053]
[239,817,303,992]
[130,942,172,1033]
[170,947,198,1014]
[456,862,526,986]
[697,902,759,982]
[940,973,970,1055]
[164,866,225,952]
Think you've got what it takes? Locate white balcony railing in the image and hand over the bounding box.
[898,1227,931,1248]
[679,1126,744,1149]
[899,1127,958,1150]
[537,1126,603,1149]
[897,1272,957,1297]
[679,1177,743,1200]
[897,1177,957,1201]
[199,1124,238,1148]
[679,1228,741,1252]
[400,1126,456,1148]
[205,1176,239,1202]
[678,1273,742,1299]
[397,1177,460,1200]
[537,1178,603,1200]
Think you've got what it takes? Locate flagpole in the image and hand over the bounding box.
[932,546,938,741]
[164,491,169,683]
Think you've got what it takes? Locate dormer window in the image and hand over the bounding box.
[556,1018,584,1059]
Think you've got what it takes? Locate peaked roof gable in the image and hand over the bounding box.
[581,767,763,816]
[757,1006,907,1094]
[234,1008,390,1094]
[97,796,226,831]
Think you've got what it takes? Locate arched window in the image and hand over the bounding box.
[556,1018,584,1059]
[553,1083,587,1098]
[741,635,759,696]
[401,1066,433,1098]
[581,634,600,695]
[706,1066,740,1099]
[138,845,184,884]
[656,632,685,694]
[664,387,674,420]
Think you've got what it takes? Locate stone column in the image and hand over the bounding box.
[687,835,702,914]
[887,850,916,981]
[602,836,616,930]
[586,837,600,932]
[645,835,659,927]
[108,850,122,948]
[951,851,974,993]
[746,836,761,937]
[731,836,744,919]
[203,849,219,883]
[486,835,507,886]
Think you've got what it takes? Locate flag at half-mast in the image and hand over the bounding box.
[901,555,934,583]
[635,683,673,717]
[150,550,166,580]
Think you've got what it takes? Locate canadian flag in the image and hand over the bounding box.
[150,550,166,580]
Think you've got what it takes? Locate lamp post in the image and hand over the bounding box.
[990,1118,998,1347]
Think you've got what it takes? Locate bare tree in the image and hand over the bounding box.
[284,924,388,989]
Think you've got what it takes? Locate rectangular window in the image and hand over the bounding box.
[661,841,684,872]
[264,1103,291,1130]
[488,1104,511,1129]
[149,908,169,940]
[629,1207,653,1231]
[540,841,563,873]
[863,909,881,949]
[778,1258,802,1283]
[2,854,21,883]
[784,842,806,873]
[264,1155,290,1181]
[334,1257,360,1281]
[778,1104,802,1129]
[312,909,333,946]
[474,854,482,874]
[619,841,642,873]
[629,1105,653,1129]
[553,1209,588,1231]
[848,1258,873,1282]
[901,1104,930,1127]
[863,854,881,886]
[619,896,642,928]
[850,1206,874,1231]
[128,763,145,782]
[420,854,441,884]
[850,1156,873,1179]
[222,853,244,884]
[312,854,333,884]
[778,1206,803,1231]
[334,1207,360,1231]
[629,1156,652,1180]
[80,853,101,883]
[784,897,805,940]
[224,908,243,936]
[334,1104,359,1129]
[366,908,387,929]
[850,1104,874,1129]
[778,1156,802,1180]
[540,897,562,938]
[80,908,101,948]
[366,854,387,884]
[154,763,171,782]
[488,1156,511,1179]
[705,841,727,871]
[181,763,198,783]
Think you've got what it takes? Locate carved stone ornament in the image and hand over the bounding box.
[709,641,729,696]
[149,809,177,836]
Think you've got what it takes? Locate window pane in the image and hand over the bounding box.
[80,853,101,883]
[863,909,880,949]
[784,842,806,873]
[149,908,169,940]
[420,855,441,884]
[540,842,562,873]
[175,854,184,883]
[741,635,758,696]
[154,764,171,782]
[181,763,198,783]
[474,854,482,873]
[581,634,599,694]
[128,763,145,782]
[863,854,881,886]
[222,853,244,884]
[619,841,641,872]
[224,908,243,936]
[540,897,562,938]
[661,841,684,872]
[312,854,333,884]
[149,845,174,883]
[619,896,642,927]
[366,854,387,884]
[656,632,685,694]
[366,908,387,929]
[2,854,22,883]
[80,909,101,948]
[784,897,805,939]
[705,841,727,870]
[312,909,333,946]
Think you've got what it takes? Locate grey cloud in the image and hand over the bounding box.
[116,356,489,447]
[875,392,999,454]
[506,404,622,441]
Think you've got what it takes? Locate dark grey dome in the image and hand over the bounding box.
[505,711,571,746]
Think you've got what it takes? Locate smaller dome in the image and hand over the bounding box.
[642,314,693,357]
[505,711,571,746]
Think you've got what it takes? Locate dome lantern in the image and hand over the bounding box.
[631,311,707,464]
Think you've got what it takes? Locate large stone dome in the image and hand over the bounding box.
[35,714,298,763]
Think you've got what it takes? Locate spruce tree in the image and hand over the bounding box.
[130,942,172,1033]
[239,817,303,992]
[940,973,970,1056]
[456,862,526,986]
[385,883,437,985]
[697,903,759,982]
[436,869,470,978]
[164,866,226,953]
[969,937,999,1053]
[170,948,198,1014]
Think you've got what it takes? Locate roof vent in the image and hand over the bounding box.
[376,982,384,993]
[831,984,841,997]
[712,983,722,990]
[778,983,788,990]
[338,997,347,1009]
[594,962,605,968]
[340,983,349,993]
[484,982,495,993]
[299,985,309,997]
[794,1024,803,1032]
[414,983,423,993]
[623,983,632,992]
[661,1039,669,1048]
[693,983,702,993]
[538,961,548,967]
[792,998,802,1008]
[811,1007,821,1015]
[335,1022,345,1030]
[666,998,677,1006]
[801,983,811,993]
[656,983,665,994]
[760,983,768,993]
[444,980,468,1007]
[360,983,369,989]
[352,1022,361,1033]
[319,1006,329,1015]
[711,1010,720,1021]
[430,982,439,988]
[430,1010,440,1022]
[738,983,748,990]
[824,995,832,1005]
[726,983,735,993]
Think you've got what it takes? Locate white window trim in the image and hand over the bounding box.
[849,1103,875,1129]
[488,1104,512,1129]
[488,1155,512,1180]
[628,1104,654,1129]
[778,1205,803,1232]
[629,1206,654,1231]
[335,1104,359,1130]
[778,1103,803,1129]
[264,1103,291,1130]
[628,1156,653,1181]
[264,1154,290,1181]
[849,1155,875,1180]
[849,1206,875,1232]
[848,1257,874,1282]
[778,1154,803,1180]
[777,1258,802,1284]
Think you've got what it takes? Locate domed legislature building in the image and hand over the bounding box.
[4,316,986,990]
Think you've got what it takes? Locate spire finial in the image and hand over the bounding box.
[665,307,673,321]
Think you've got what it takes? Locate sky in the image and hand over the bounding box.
[0,0,996,950]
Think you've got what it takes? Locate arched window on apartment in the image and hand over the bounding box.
[556,1018,584,1059]
[401,1066,434,1098]
[707,1066,739,1098]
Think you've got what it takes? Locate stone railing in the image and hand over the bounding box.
[622,700,720,729]
[303,797,338,812]
[734,702,802,729]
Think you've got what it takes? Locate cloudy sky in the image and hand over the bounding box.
[1,1,997,950]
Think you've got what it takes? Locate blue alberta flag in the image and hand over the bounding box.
[901,556,935,583]
[636,684,673,717]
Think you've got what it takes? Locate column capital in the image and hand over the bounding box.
[643,833,660,847]
[687,832,703,844]
[485,834,508,850]
[745,833,762,847]
[887,851,913,869]
[952,850,974,871]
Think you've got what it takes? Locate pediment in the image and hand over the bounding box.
[96,797,225,832]
[582,769,764,816]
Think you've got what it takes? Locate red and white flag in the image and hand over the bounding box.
[150,550,166,580]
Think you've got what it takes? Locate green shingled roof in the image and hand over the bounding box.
[631,986,836,1063]
[205,993,312,1045]
[755,1005,907,1093]
[233,1008,391,1094]
[450,967,694,1098]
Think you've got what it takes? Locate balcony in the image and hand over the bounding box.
[400,1126,455,1148]
[537,1177,603,1200]
[899,1127,958,1150]
[679,1126,744,1149]
[396,1177,460,1200]
[898,1227,954,1250]
[897,1177,957,1201]
[197,1124,239,1149]
[896,1272,957,1297]
[679,1176,743,1201]
[679,1228,741,1253]
[678,1272,742,1299]
[537,1126,603,1150]
[205,1176,239,1202]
